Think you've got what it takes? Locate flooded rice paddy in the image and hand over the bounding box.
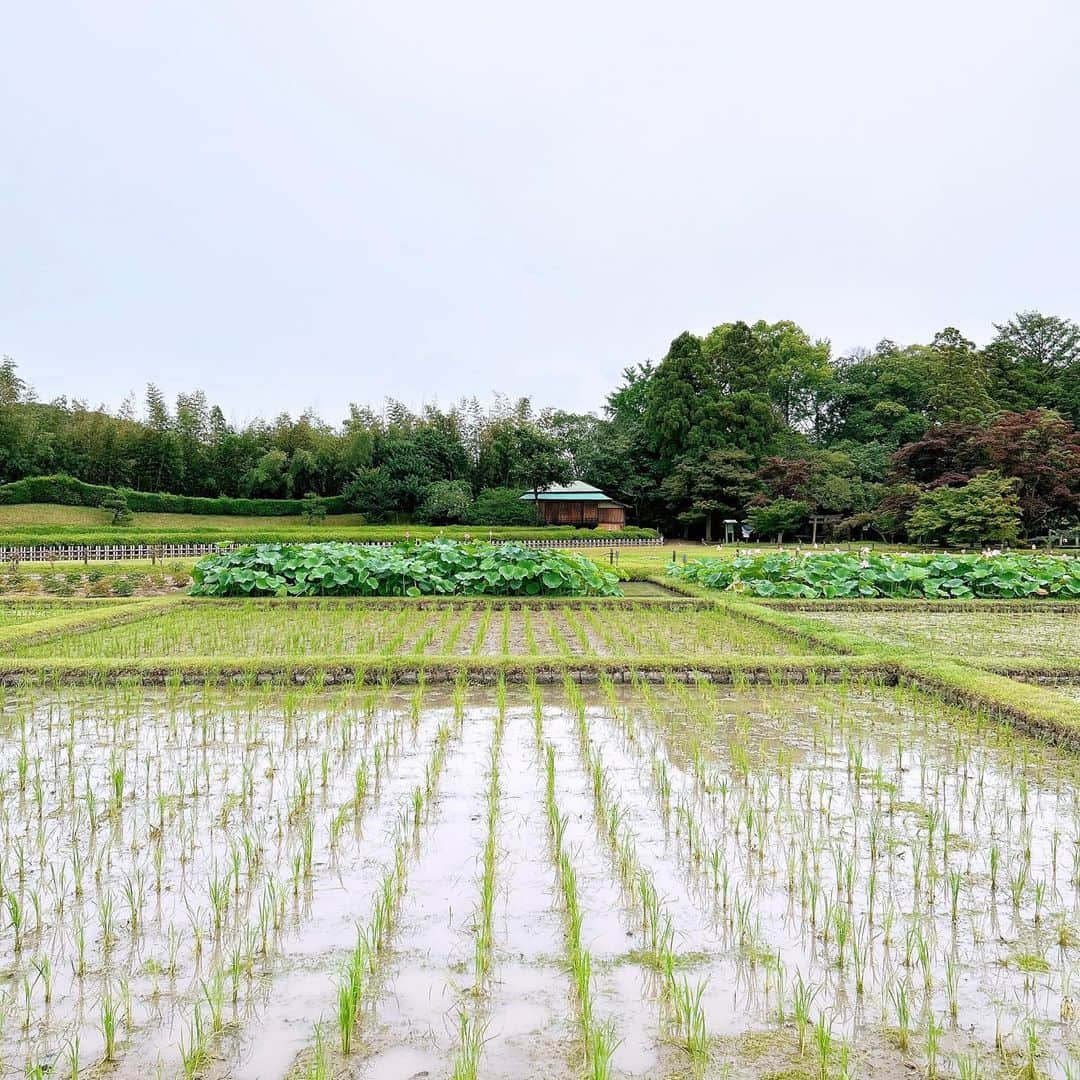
[11,602,808,660]
[806,609,1080,661]
[1,678,1078,1078]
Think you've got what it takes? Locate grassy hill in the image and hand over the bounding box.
[0,503,368,530]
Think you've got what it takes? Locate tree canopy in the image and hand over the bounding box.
[2,307,1078,540]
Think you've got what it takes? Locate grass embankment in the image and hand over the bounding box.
[725,596,1080,748]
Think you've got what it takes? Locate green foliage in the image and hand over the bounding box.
[748,498,810,542]
[670,551,1080,599]
[300,492,328,524]
[416,480,474,525]
[0,523,657,546]
[466,487,538,527]
[660,448,756,540]
[100,491,133,526]
[0,475,350,516]
[342,467,397,523]
[191,541,623,597]
[3,305,1079,542]
[907,472,1022,546]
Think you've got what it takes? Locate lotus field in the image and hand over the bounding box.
[669,551,1080,599]
[0,540,1078,1078]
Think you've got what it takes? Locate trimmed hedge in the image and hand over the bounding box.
[0,474,350,516]
[0,524,659,547]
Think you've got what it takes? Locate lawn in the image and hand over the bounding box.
[0,501,369,529]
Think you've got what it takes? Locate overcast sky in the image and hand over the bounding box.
[3,1,1079,425]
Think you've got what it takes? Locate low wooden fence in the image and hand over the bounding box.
[0,535,665,563]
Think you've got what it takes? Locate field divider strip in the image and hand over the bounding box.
[716,597,882,655]
[752,597,1080,613]
[0,654,887,686]
[972,658,1080,679]
[725,595,1080,746]
[895,657,1080,748]
[177,593,713,609]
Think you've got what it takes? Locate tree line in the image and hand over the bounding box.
[2,309,1078,542]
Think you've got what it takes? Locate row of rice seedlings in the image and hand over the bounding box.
[467,604,494,656]
[534,690,618,1080]
[407,603,458,655]
[333,712,460,1060]
[447,678,507,1080]
[562,674,710,1065]
[173,685,423,1075]
[573,604,800,658]
[560,607,603,655]
[0,677,430,1070]
[607,672,1080,1073]
[436,606,475,655]
[13,602,446,659]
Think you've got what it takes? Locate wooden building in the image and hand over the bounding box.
[520,481,628,530]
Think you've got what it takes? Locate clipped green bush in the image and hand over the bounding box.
[670,551,1080,599]
[0,523,658,546]
[466,487,539,527]
[0,474,351,516]
[191,540,623,597]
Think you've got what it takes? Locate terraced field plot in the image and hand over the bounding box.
[2,678,1079,1079]
[0,602,80,627]
[805,608,1080,660]
[12,600,808,660]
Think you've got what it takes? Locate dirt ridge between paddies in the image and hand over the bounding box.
[178,594,710,609]
[0,654,878,687]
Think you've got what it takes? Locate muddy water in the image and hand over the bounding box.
[477,711,572,1079]
[2,683,1080,1078]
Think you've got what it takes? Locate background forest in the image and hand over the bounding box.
[3,310,1079,544]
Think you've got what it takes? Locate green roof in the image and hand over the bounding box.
[520,481,622,503]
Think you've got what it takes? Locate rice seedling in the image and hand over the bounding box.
[669,976,709,1064]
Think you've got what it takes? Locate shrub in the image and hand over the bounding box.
[907,472,1022,546]
[101,491,133,526]
[191,540,623,597]
[342,468,396,524]
[670,551,1080,599]
[41,574,74,596]
[300,492,328,525]
[416,480,474,525]
[0,474,350,516]
[111,578,135,597]
[748,498,810,543]
[0,523,658,546]
[466,488,539,527]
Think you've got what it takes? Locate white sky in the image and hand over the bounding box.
[3,1,1079,424]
